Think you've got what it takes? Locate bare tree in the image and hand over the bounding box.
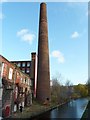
[65,79,73,99]
[51,78,60,103]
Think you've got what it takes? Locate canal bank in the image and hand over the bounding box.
[10,98,88,119]
[10,100,69,118]
[81,100,90,119]
[31,98,89,119]
[29,102,67,119]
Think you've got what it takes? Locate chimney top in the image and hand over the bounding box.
[40,2,46,6]
[31,52,36,55]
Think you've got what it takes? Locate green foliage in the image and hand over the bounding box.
[74,84,88,97]
[72,93,80,99]
[51,76,88,106]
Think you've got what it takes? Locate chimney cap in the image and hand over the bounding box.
[40,2,46,6]
[31,52,36,55]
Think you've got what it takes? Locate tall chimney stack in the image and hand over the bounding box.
[36,3,50,102]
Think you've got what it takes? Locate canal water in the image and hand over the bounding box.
[31,98,88,119]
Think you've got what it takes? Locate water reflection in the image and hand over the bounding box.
[31,98,88,119]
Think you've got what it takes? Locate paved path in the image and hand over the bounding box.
[11,103,52,118]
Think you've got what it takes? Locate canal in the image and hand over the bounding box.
[31,98,89,119]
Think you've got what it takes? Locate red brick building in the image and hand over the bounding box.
[11,52,37,97]
[0,55,32,118]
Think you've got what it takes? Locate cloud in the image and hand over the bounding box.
[17,29,28,36]
[17,29,35,44]
[71,32,79,39]
[51,50,65,63]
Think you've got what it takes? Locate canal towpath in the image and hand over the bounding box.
[10,98,89,119]
[10,101,62,118]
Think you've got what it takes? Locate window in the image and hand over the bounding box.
[8,68,13,80]
[27,62,30,67]
[3,63,7,77]
[22,63,25,67]
[21,77,23,83]
[28,79,30,85]
[23,87,25,92]
[30,80,32,86]
[15,72,20,83]
[22,68,25,73]
[22,70,25,73]
[25,78,28,84]
[23,78,25,83]
[27,69,30,73]
[17,63,21,67]
[15,86,18,99]
[1,63,4,77]
[25,78,26,83]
